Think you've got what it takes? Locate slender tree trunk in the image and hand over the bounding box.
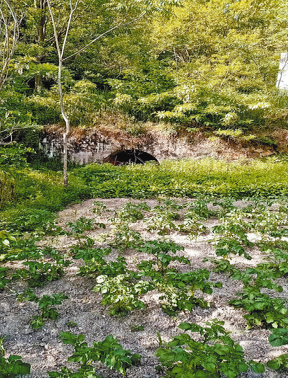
[35,0,47,92]
[0,0,20,91]
[57,59,70,187]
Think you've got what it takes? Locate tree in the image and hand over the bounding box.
[111,0,288,129]
[46,0,177,186]
[0,0,23,145]
[0,0,21,91]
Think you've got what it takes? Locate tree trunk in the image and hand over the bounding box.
[57,59,70,187]
[35,0,47,92]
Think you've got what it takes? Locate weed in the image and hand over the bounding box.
[130,325,144,332]
[66,321,78,328]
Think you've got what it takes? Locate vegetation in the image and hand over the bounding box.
[2,0,288,376]
[156,320,265,377]
[1,0,288,147]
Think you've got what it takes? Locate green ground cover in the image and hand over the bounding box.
[2,155,288,377]
[1,155,288,233]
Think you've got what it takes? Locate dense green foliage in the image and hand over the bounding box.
[1,0,288,141]
[156,320,265,377]
[2,155,288,233]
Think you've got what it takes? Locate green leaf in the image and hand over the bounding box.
[267,359,281,370]
[250,362,265,373]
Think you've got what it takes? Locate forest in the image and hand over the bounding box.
[2,0,288,377]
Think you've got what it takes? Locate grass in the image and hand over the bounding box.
[1,155,288,233]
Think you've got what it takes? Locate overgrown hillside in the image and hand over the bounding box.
[1,0,288,146]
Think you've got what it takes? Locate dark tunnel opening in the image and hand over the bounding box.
[104,149,159,166]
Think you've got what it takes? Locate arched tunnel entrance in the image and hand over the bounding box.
[104,149,159,166]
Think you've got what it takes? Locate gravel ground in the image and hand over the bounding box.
[1,198,288,377]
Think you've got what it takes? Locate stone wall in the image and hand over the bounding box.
[40,125,278,164]
[40,126,204,164]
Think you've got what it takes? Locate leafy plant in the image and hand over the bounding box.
[78,256,128,278]
[210,259,282,292]
[178,215,207,240]
[4,209,55,233]
[158,269,222,316]
[158,284,210,317]
[67,217,105,234]
[93,274,153,316]
[137,240,187,275]
[0,335,30,377]
[269,328,288,347]
[0,355,31,378]
[185,199,215,220]
[156,320,264,377]
[267,354,288,371]
[48,332,141,377]
[108,222,143,251]
[144,209,179,235]
[19,290,68,329]
[92,201,107,215]
[214,239,252,260]
[11,250,71,287]
[116,202,150,222]
[0,337,4,357]
[229,287,288,329]
[0,268,9,291]
[0,231,16,258]
[44,221,67,236]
